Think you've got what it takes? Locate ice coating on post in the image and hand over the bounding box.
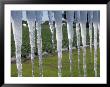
[66,11,74,76]
[93,11,99,77]
[35,11,43,77]
[88,11,93,63]
[80,11,87,77]
[75,11,81,76]
[11,11,22,77]
[54,11,62,77]
[48,11,55,49]
[26,11,36,77]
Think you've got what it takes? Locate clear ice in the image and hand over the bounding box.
[26,11,36,77]
[88,11,93,63]
[35,11,43,77]
[66,11,74,76]
[11,11,22,77]
[93,11,100,77]
[80,11,87,77]
[54,11,62,77]
[75,11,81,76]
[48,11,55,49]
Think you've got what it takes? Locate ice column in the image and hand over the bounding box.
[35,11,43,77]
[54,11,62,77]
[11,11,22,77]
[66,11,74,76]
[88,11,93,63]
[75,11,81,76]
[26,11,36,77]
[80,11,87,77]
[93,11,99,77]
[48,11,55,49]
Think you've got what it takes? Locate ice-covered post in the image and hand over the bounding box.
[26,11,36,77]
[75,11,81,76]
[80,11,87,77]
[54,11,63,77]
[66,11,74,76]
[35,11,43,77]
[11,11,22,77]
[48,11,55,49]
[93,11,99,77]
[88,11,93,63]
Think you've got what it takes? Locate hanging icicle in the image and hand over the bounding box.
[88,11,93,63]
[26,11,36,77]
[80,11,87,77]
[75,11,81,76]
[11,11,22,77]
[66,11,74,76]
[48,11,55,49]
[54,11,62,77]
[98,11,100,48]
[93,11,99,77]
[35,11,43,77]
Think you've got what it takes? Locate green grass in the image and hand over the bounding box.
[11,47,100,77]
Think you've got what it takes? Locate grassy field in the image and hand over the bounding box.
[11,47,100,77]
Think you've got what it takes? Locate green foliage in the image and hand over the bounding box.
[41,23,53,52]
[21,25,30,57]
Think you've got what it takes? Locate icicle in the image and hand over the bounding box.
[80,11,87,77]
[93,23,98,77]
[66,11,74,76]
[98,12,100,48]
[35,11,43,77]
[48,11,55,49]
[93,11,99,77]
[11,11,22,77]
[54,11,62,77]
[75,11,81,76]
[26,11,36,77]
[98,23,100,48]
[88,11,93,63]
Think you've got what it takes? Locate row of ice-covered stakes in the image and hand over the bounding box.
[11,11,100,77]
